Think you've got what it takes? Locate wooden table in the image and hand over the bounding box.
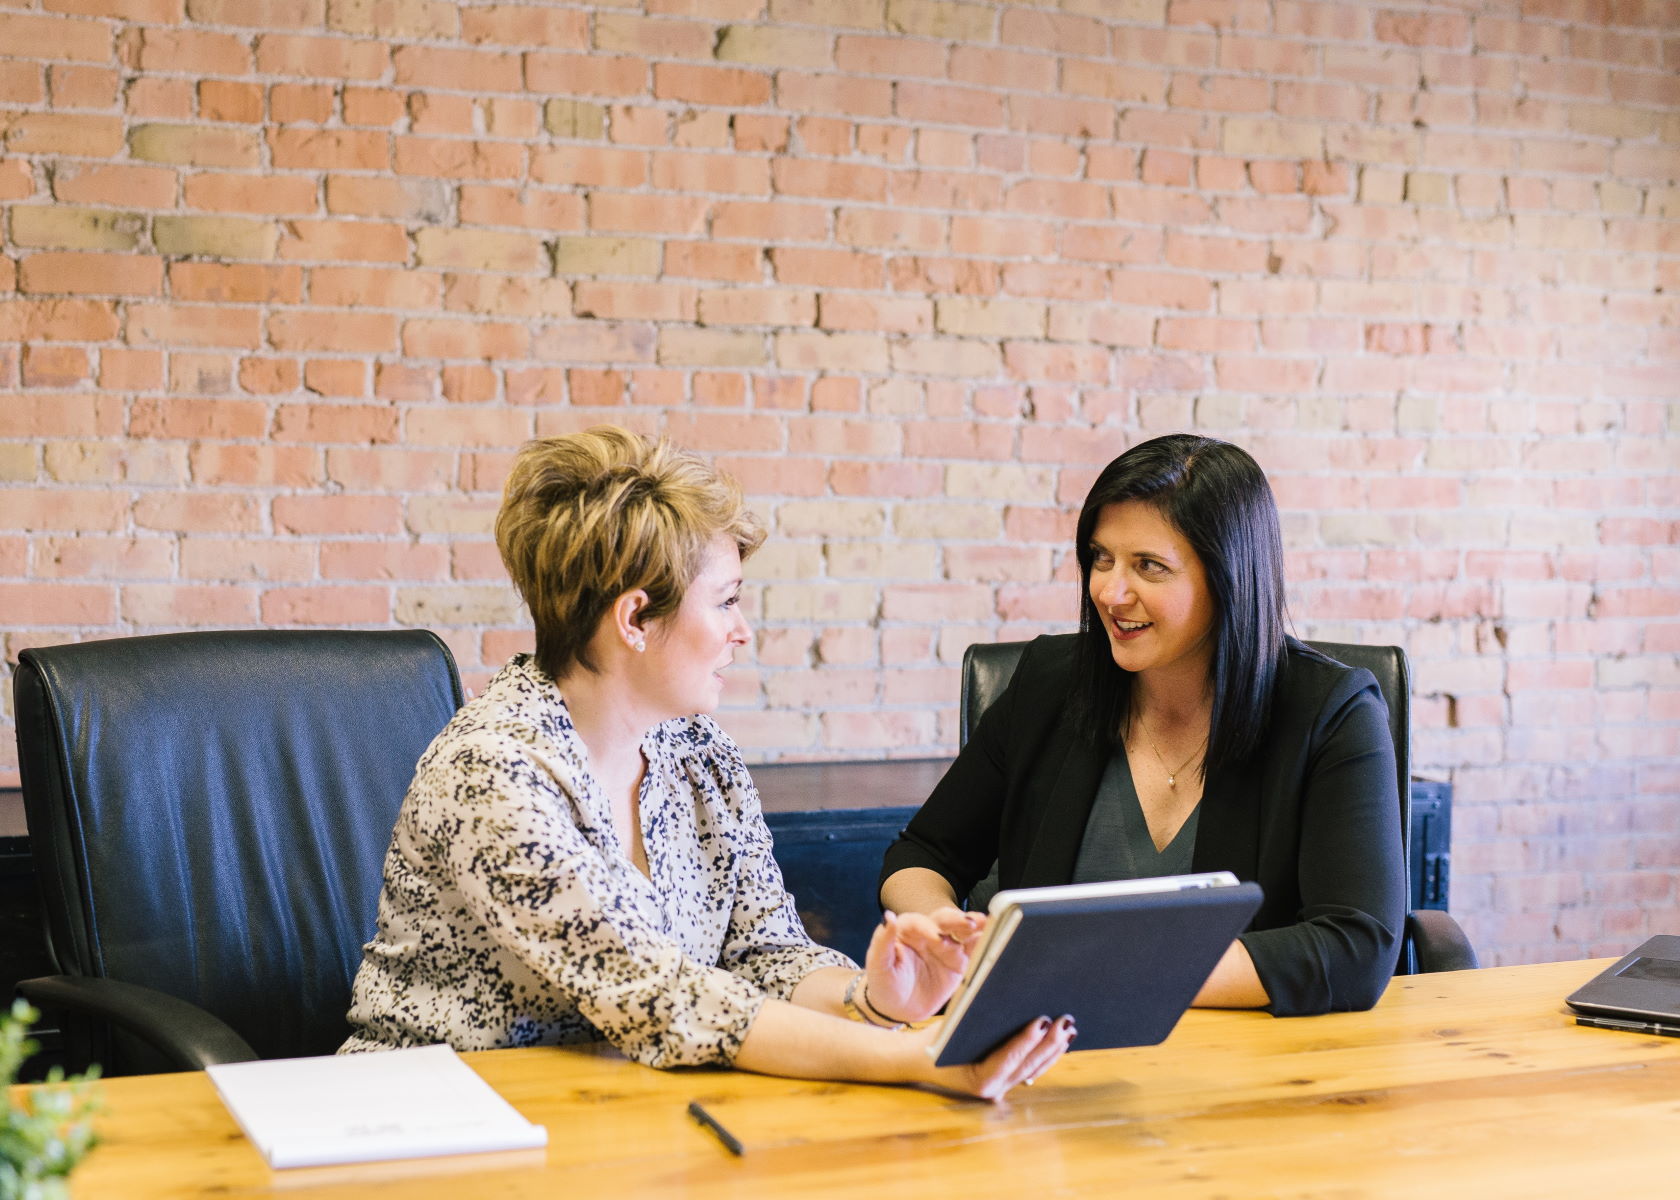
[40,958,1680,1199]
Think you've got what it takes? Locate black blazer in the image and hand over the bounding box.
[881,634,1406,1016]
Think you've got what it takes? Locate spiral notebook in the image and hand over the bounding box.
[928,872,1264,1067]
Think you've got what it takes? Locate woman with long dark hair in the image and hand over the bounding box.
[880,434,1405,1015]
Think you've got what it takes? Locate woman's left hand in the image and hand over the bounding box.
[861,907,987,1025]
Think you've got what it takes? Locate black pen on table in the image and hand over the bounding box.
[687,1100,745,1156]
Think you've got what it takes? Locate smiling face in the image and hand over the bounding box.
[1086,501,1217,685]
[639,534,751,720]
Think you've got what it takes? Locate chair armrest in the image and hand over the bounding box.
[17,975,259,1071]
[1406,909,1480,974]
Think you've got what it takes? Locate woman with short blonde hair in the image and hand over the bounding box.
[496,426,765,682]
[346,426,1070,1099]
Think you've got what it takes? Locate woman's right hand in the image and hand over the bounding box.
[910,1014,1076,1102]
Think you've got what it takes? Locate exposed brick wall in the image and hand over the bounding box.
[1,1,1676,968]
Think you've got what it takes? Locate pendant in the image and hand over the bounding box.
[1167,774,1177,788]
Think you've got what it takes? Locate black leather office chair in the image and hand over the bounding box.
[960,639,1478,975]
[12,630,463,1075]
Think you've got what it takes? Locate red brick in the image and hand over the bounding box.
[43,165,166,212]
[818,294,932,334]
[278,220,409,263]
[834,29,948,76]
[712,201,829,244]
[0,295,106,343]
[271,494,401,536]
[320,541,449,581]
[98,348,164,390]
[266,127,387,171]
[187,443,320,489]
[641,111,715,158]
[402,405,530,449]
[6,112,124,157]
[896,80,1006,129]
[20,345,88,388]
[457,184,584,231]
[697,287,814,327]
[124,77,194,120]
[311,265,441,311]
[524,52,645,97]
[528,145,647,189]
[533,320,657,364]
[18,252,163,296]
[650,150,772,196]
[302,359,367,397]
[0,62,45,106]
[182,172,319,215]
[442,276,570,319]
[176,536,314,582]
[827,460,941,498]
[34,535,172,581]
[0,12,114,62]
[393,136,525,180]
[433,363,490,405]
[836,207,946,251]
[324,176,446,222]
[130,491,263,534]
[267,310,398,354]
[775,71,893,118]
[321,444,450,492]
[1375,9,1470,49]
[770,158,888,203]
[392,44,522,91]
[665,241,762,282]
[0,584,116,625]
[271,82,337,123]
[587,193,708,235]
[462,4,587,47]
[339,86,402,126]
[271,402,399,444]
[659,411,780,453]
[0,483,122,533]
[130,27,251,74]
[261,586,391,626]
[401,318,528,360]
[373,363,437,402]
[127,303,262,349]
[169,263,301,304]
[653,62,770,107]
[199,79,262,124]
[770,247,883,288]
[253,35,385,80]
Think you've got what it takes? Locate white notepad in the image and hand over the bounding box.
[207,1044,548,1169]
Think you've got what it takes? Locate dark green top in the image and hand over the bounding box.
[1071,750,1199,883]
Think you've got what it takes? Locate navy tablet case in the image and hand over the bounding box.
[933,881,1265,1067]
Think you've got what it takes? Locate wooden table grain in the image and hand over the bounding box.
[40,958,1680,1199]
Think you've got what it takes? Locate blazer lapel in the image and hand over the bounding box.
[1192,764,1260,880]
[1016,724,1106,887]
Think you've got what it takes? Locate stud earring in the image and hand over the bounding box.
[630,635,645,653]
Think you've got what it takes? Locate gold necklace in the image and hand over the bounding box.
[1130,711,1207,790]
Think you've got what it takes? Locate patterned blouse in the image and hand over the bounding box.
[341,655,853,1068]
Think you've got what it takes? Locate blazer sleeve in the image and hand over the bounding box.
[1239,680,1406,1016]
